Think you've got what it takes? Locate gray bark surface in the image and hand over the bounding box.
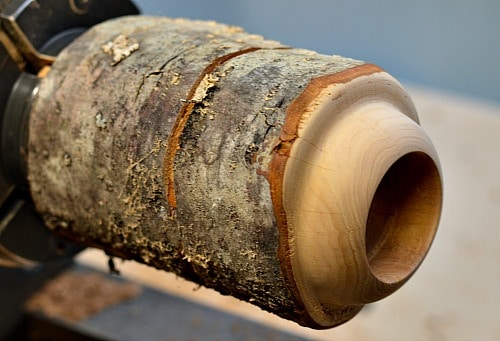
[28,16,364,327]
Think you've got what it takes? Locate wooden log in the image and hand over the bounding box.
[28,16,442,328]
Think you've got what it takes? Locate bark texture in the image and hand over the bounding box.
[29,16,377,327]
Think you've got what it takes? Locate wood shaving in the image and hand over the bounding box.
[191,73,219,103]
[102,34,139,66]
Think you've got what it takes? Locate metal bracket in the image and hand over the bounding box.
[0,0,139,267]
[0,0,56,72]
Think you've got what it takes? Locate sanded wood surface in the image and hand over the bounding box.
[28,16,441,328]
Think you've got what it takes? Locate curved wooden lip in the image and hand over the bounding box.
[269,63,385,328]
[268,63,441,328]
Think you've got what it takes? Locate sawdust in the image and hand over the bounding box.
[101,34,139,66]
[191,73,220,103]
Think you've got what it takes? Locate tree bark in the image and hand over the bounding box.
[28,16,442,328]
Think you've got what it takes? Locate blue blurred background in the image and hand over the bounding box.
[135,0,500,105]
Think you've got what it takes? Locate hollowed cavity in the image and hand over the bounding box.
[365,152,442,283]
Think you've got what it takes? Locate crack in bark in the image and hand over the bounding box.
[163,47,264,215]
[134,50,192,103]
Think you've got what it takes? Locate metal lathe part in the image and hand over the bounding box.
[0,0,139,267]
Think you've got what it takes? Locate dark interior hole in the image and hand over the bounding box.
[365,152,442,283]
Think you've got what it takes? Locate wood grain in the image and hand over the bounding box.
[28,16,442,328]
[275,71,442,326]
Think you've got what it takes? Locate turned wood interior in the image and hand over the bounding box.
[27,15,443,329]
[365,151,441,283]
[280,70,442,327]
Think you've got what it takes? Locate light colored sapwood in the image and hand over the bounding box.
[28,16,442,328]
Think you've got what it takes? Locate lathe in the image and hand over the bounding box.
[0,0,442,339]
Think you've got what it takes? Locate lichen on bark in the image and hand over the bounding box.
[28,16,365,327]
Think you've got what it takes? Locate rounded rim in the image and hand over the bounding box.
[280,71,442,326]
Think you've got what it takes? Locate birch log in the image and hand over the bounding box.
[28,16,442,328]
